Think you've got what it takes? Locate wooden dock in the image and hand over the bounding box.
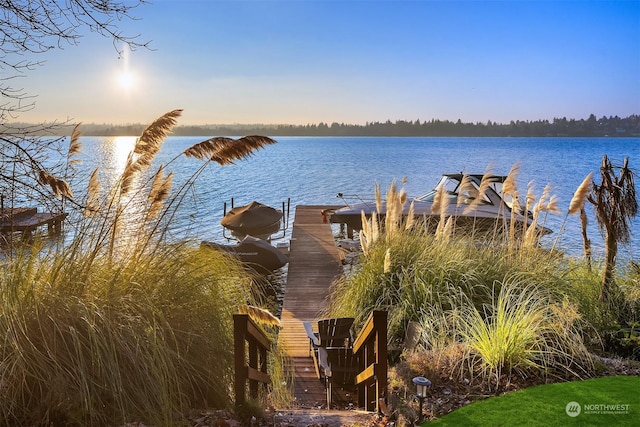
[278,205,345,408]
[0,208,67,241]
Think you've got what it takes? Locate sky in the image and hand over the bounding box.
[13,0,640,126]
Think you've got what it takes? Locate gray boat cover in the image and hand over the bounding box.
[221,201,282,230]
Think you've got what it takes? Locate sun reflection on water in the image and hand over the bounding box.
[103,136,137,183]
[99,136,150,251]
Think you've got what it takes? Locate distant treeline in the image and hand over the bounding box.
[33,114,640,137]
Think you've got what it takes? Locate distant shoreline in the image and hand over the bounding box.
[6,114,639,138]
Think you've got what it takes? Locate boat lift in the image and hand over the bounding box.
[222,198,291,242]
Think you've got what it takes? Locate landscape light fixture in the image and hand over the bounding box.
[412,376,431,423]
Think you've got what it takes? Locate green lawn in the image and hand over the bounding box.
[427,376,640,427]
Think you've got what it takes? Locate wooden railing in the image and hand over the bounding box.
[353,310,388,413]
[233,313,271,407]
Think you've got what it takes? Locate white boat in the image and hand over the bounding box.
[329,173,552,236]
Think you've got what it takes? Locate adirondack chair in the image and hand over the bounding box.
[317,317,354,349]
[323,346,358,409]
[304,317,358,409]
[303,317,354,374]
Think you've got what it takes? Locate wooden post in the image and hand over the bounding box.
[233,313,272,408]
[234,314,248,407]
[374,311,388,414]
[353,310,388,414]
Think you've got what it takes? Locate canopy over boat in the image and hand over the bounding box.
[221,201,283,240]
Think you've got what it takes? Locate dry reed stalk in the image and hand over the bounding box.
[383,248,392,274]
[551,171,593,254]
[526,181,536,207]
[385,181,401,236]
[384,184,395,233]
[134,109,183,162]
[146,166,174,221]
[533,183,551,216]
[502,162,520,196]
[360,211,370,255]
[505,172,521,251]
[83,168,101,216]
[371,211,380,244]
[437,216,454,242]
[545,195,560,214]
[536,185,559,230]
[121,110,182,194]
[464,163,495,215]
[508,191,521,247]
[183,135,277,165]
[108,204,124,259]
[67,123,83,168]
[239,305,281,327]
[405,201,415,230]
[521,181,536,239]
[568,172,593,215]
[523,218,539,247]
[431,184,446,215]
[391,188,407,234]
[432,183,450,236]
[456,174,474,206]
[37,169,73,199]
[375,182,382,213]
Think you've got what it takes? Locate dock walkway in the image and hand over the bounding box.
[277,205,344,408]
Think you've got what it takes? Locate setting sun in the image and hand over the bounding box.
[118,70,136,90]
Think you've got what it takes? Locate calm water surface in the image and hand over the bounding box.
[75,136,640,260]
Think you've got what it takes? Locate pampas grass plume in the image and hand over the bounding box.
[545,195,560,214]
[464,163,494,215]
[121,110,182,195]
[383,248,392,274]
[84,168,101,216]
[431,184,445,215]
[502,162,520,196]
[67,123,83,167]
[568,172,593,215]
[375,182,382,213]
[405,201,415,230]
[239,305,281,327]
[184,135,277,165]
[456,174,474,206]
[38,170,73,199]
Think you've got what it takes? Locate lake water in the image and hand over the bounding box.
[74,136,640,260]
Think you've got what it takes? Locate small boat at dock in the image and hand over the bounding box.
[221,200,284,240]
[201,235,289,272]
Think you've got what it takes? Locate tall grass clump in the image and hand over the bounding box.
[0,111,279,425]
[326,179,598,390]
[0,243,251,425]
[328,213,572,346]
[411,279,593,392]
[453,280,593,389]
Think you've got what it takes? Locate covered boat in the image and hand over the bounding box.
[221,201,283,240]
[201,235,289,272]
[330,173,552,236]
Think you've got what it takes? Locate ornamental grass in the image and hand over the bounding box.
[326,177,604,390]
[0,110,279,425]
